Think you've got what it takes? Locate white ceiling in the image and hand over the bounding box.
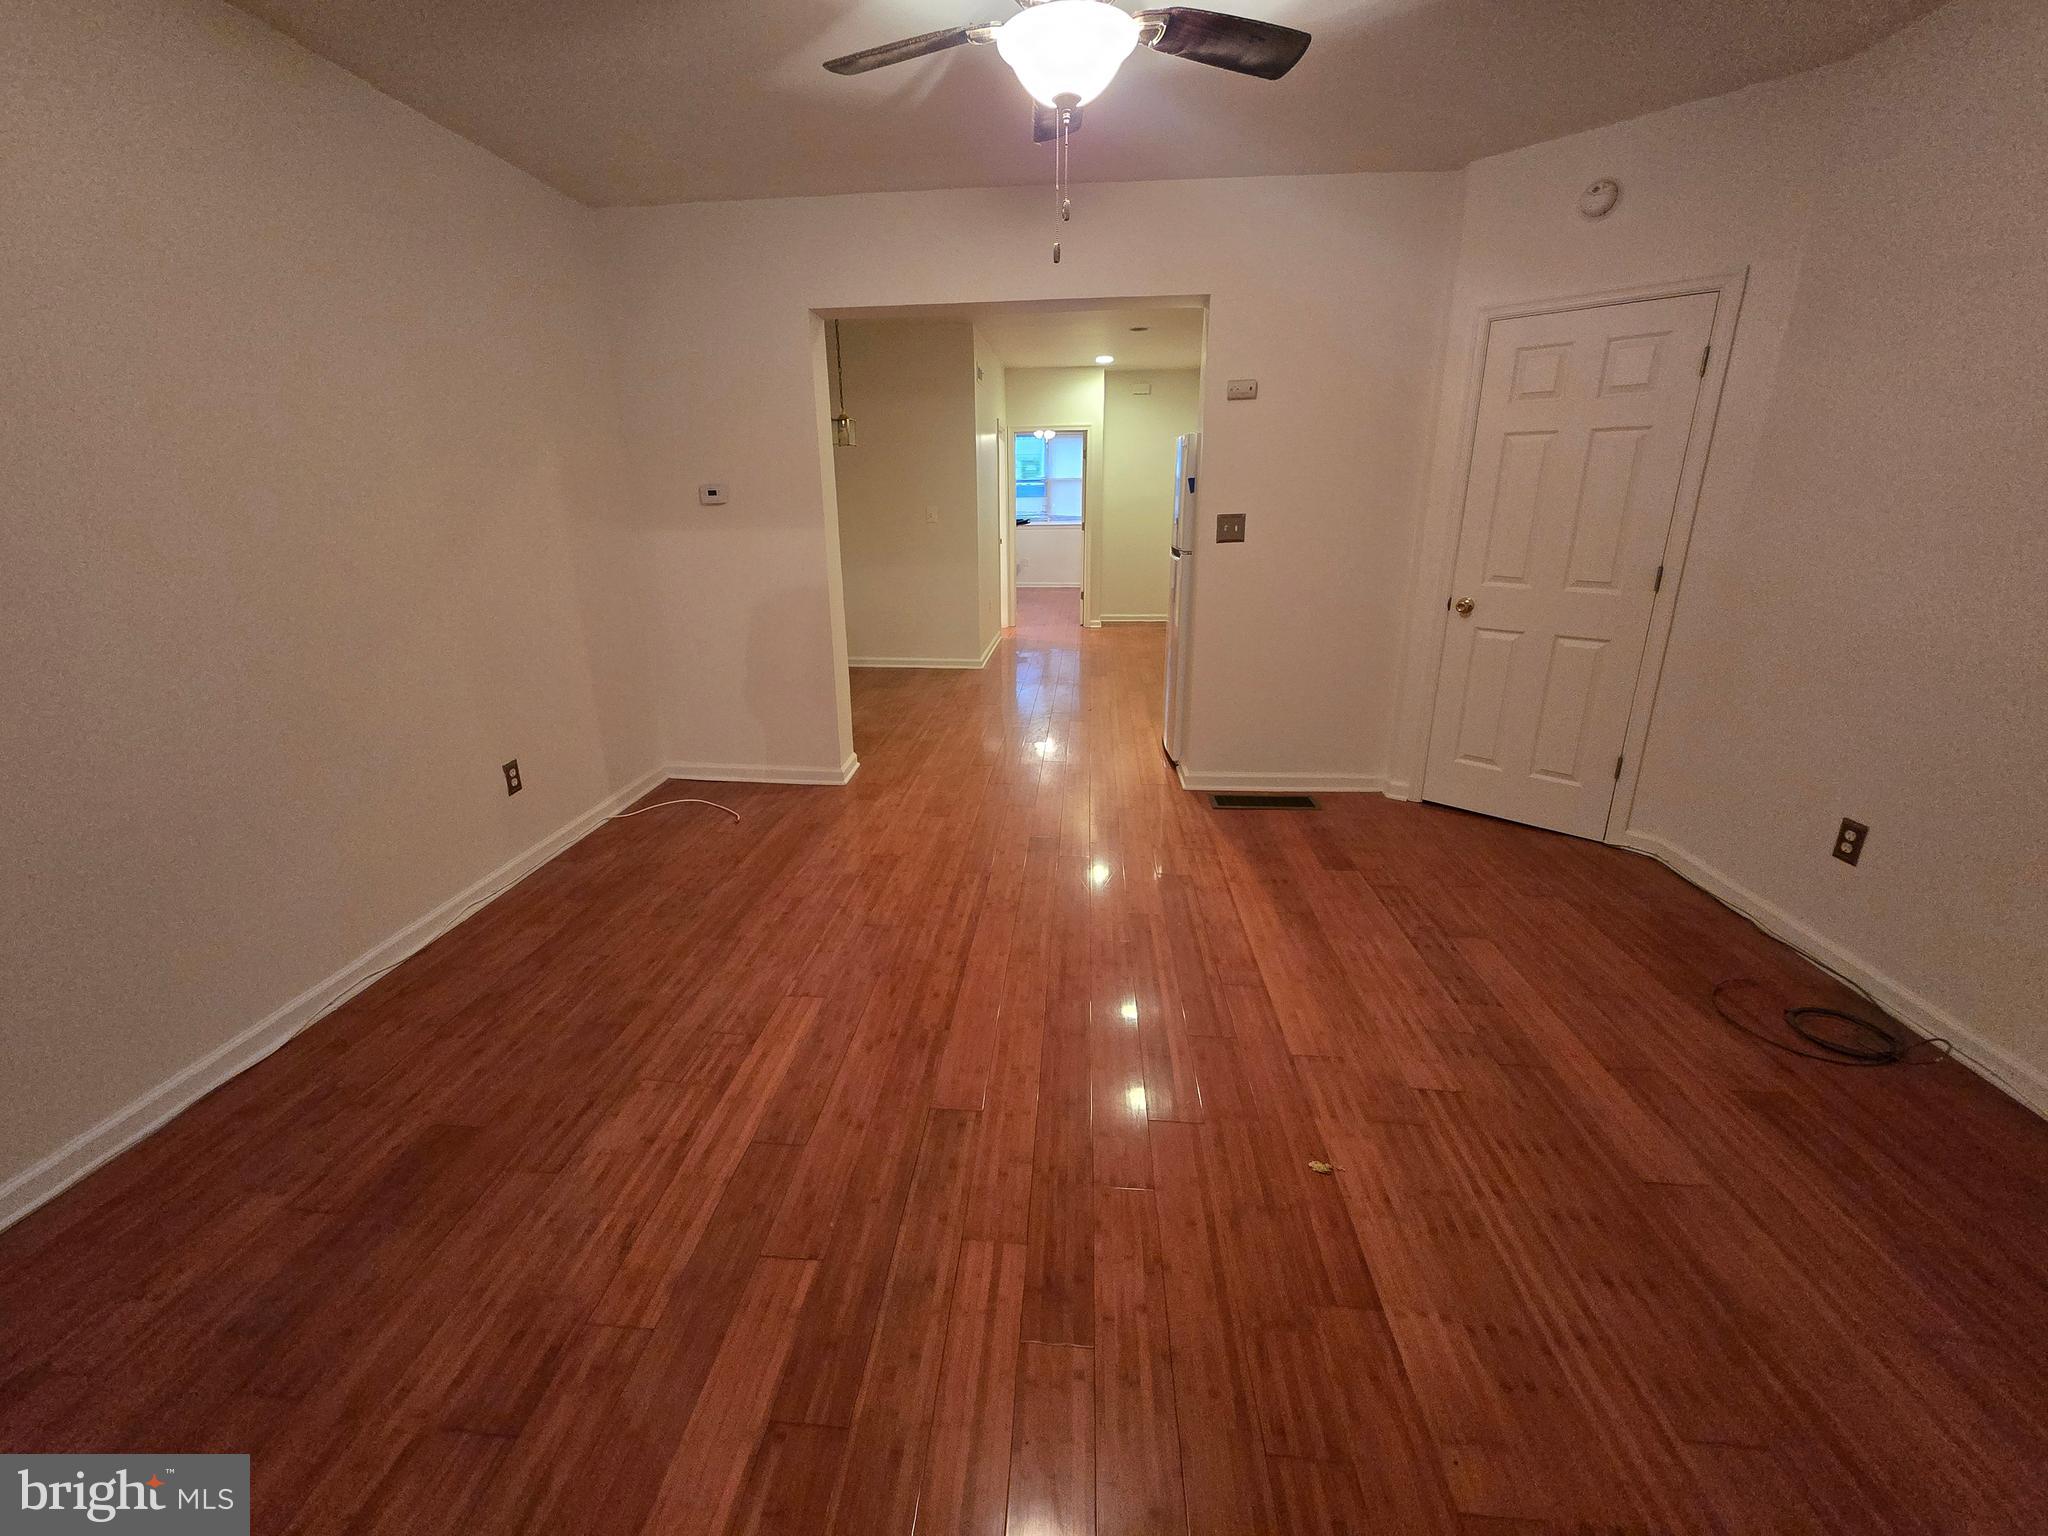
[836,299,1207,369]
[981,304,1204,370]
[227,0,1946,207]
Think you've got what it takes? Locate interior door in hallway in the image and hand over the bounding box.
[1424,292,1718,839]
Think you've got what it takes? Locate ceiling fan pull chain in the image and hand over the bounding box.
[1060,104,1072,223]
[1050,100,1074,265]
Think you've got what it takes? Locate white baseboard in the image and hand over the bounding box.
[0,764,672,1235]
[1382,777,1415,802]
[1097,614,1166,625]
[851,630,999,670]
[1618,831,2047,1121]
[1015,581,1080,590]
[1176,766,1389,795]
[666,755,860,786]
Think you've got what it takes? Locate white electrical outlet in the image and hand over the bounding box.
[698,483,728,506]
[1226,378,1259,401]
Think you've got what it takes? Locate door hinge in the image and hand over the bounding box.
[1699,343,1711,377]
[1653,563,1665,593]
[1614,754,1625,781]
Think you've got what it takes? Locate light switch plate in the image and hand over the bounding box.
[1216,513,1247,543]
[1226,378,1259,401]
[698,483,729,506]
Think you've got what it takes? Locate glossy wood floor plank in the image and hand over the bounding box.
[4,587,2045,1533]
[1093,1185,1187,1536]
[922,1238,1027,1536]
[1008,1342,1095,1536]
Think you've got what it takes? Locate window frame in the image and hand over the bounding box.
[1012,426,1088,527]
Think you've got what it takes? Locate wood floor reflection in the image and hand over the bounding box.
[4,585,2045,1534]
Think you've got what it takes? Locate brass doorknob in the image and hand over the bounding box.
[1453,596,1475,616]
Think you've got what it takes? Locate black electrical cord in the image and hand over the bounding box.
[1711,978,1954,1067]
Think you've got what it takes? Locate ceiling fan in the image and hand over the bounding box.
[824,2,1311,259]
[825,1,1311,140]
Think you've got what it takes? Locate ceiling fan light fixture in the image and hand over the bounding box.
[995,0,1142,108]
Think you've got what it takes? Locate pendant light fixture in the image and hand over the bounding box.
[992,2,1141,108]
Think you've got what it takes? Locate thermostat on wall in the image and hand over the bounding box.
[698,483,729,506]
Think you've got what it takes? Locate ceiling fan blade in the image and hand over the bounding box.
[1134,8,1312,81]
[823,25,982,76]
[1031,101,1084,144]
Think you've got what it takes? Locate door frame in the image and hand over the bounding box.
[1406,269,1748,842]
[1011,423,1092,604]
[995,415,1016,628]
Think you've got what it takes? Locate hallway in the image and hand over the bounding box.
[3,590,2045,1533]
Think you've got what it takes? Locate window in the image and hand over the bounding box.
[1014,429,1084,524]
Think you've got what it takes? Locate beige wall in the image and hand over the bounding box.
[1101,371,1202,622]
[0,0,653,1205]
[831,320,984,666]
[601,173,1464,788]
[1403,0,2047,1106]
[1003,366,1198,612]
[972,330,1008,641]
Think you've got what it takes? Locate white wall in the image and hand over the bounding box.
[1101,371,1203,622]
[1401,0,2047,1105]
[1015,525,1085,588]
[600,173,1465,786]
[0,0,652,1204]
[831,320,985,666]
[1636,0,2047,1100]
[1394,71,1830,798]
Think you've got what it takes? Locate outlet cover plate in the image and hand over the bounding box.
[1225,378,1258,401]
[1833,817,1867,865]
[1216,513,1246,544]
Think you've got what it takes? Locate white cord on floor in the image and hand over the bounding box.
[607,797,741,823]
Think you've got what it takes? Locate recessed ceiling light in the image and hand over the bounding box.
[1095,354,1115,365]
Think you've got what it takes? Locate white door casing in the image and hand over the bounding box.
[1423,293,1719,839]
[998,418,1015,627]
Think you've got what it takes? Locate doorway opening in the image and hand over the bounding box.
[815,296,1207,765]
[1013,426,1087,597]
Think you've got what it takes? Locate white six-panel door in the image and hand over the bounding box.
[1424,293,1718,839]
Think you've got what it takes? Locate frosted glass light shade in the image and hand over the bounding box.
[995,1,1142,108]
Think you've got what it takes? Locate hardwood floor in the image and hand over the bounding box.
[4,585,2046,1533]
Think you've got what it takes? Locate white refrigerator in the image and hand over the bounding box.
[1162,432,1199,765]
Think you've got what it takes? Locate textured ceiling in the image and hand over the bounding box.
[226,0,1947,207]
